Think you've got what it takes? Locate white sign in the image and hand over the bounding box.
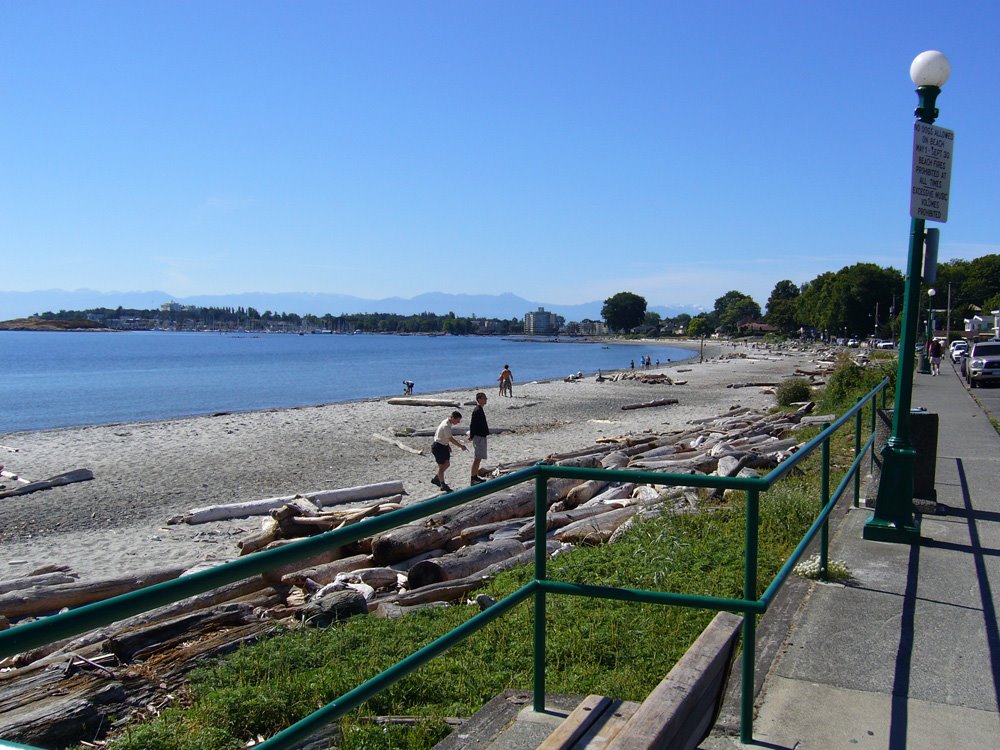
[910,122,954,222]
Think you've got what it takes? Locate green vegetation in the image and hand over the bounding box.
[775,377,812,407]
[91,356,888,750]
[601,291,648,333]
[816,353,896,415]
[0,317,104,331]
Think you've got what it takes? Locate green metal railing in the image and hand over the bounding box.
[0,378,890,749]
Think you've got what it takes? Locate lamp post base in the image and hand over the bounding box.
[862,515,922,543]
[863,442,922,544]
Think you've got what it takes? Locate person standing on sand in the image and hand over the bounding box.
[498,364,514,397]
[468,392,490,485]
[432,411,467,493]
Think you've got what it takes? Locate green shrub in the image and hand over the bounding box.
[817,354,895,414]
[775,377,812,406]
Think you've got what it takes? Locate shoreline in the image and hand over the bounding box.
[1,334,703,436]
[0,339,822,583]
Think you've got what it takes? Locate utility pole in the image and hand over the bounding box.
[947,282,952,340]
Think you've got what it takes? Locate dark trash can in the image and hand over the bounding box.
[864,408,938,508]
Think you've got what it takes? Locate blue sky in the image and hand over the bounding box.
[1,2,997,311]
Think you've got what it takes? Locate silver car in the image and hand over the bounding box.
[950,340,969,363]
[965,341,1000,388]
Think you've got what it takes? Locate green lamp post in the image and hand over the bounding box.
[927,287,937,346]
[918,287,937,373]
[864,50,950,544]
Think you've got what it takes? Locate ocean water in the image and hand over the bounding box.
[0,331,695,433]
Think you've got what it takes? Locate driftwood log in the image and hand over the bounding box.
[0,468,93,499]
[0,567,186,620]
[169,481,405,525]
[408,539,526,589]
[370,457,598,565]
[555,505,643,545]
[0,571,79,596]
[280,553,373,587]
[621,398,679,411]
[386,397,460,407]
[372,433,424,454]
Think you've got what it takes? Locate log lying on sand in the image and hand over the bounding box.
[105,602,257,662]
[372,433,424,454]
[0,468,93,499]
[555,506,642,545]
[386,397,461,407]
[392,541,563,607]
[281,553,373,587]
[370,456,599,565]
[1,468,31,484]
[0,571,79,596]
[620,398,679,411]
[408,539,526,589]
[169,480,406,524]
[0,567,186,620]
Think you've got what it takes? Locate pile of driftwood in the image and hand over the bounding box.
[0,403,817,748]
[606,371,683,385]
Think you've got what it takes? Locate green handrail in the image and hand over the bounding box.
[0,377,890,750]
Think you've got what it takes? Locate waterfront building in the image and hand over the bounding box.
[524,307,563,335]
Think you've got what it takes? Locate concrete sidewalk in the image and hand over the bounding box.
[703,365,1000,749]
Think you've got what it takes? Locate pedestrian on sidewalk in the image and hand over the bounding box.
[929,339,942,376]
[431,411,467,493]
[468,392,490,485]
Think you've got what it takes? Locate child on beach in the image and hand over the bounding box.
[498,364,513,397]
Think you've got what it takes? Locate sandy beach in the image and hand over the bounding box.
[0,340,825,583]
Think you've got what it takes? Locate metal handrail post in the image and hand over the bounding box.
[820,425,831,580]
[739,488,760,744]
[854,397,862,507]
[533,472,548,713]
[871,389,878,472]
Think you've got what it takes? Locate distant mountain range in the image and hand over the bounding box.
[0,289,704,323]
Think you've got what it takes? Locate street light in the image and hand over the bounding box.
[918,287,937,373]
[927,287,937,344]
[864,51,950,544]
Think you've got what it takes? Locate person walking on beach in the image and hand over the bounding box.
[498,364,513,397]
[432,411,467,493]
[468,392,490,485]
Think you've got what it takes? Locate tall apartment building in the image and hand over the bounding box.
[524,307,562,335]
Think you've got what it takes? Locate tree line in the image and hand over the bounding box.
[32,306,526,335]
[601,253,1000,340]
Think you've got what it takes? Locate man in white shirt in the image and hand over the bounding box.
[431,411,467,493]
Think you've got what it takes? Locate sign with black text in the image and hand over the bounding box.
[910,123,954,222]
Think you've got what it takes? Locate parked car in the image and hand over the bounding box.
[949,340,969,363]
[964,341,1000,388]
[875,340,896,350]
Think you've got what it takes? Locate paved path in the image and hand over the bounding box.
[703,363,1000,749]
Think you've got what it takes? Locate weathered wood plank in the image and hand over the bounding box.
[537,694,614,750]
[603,611,742,750]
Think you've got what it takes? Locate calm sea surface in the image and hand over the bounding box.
[0,331,695,433]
